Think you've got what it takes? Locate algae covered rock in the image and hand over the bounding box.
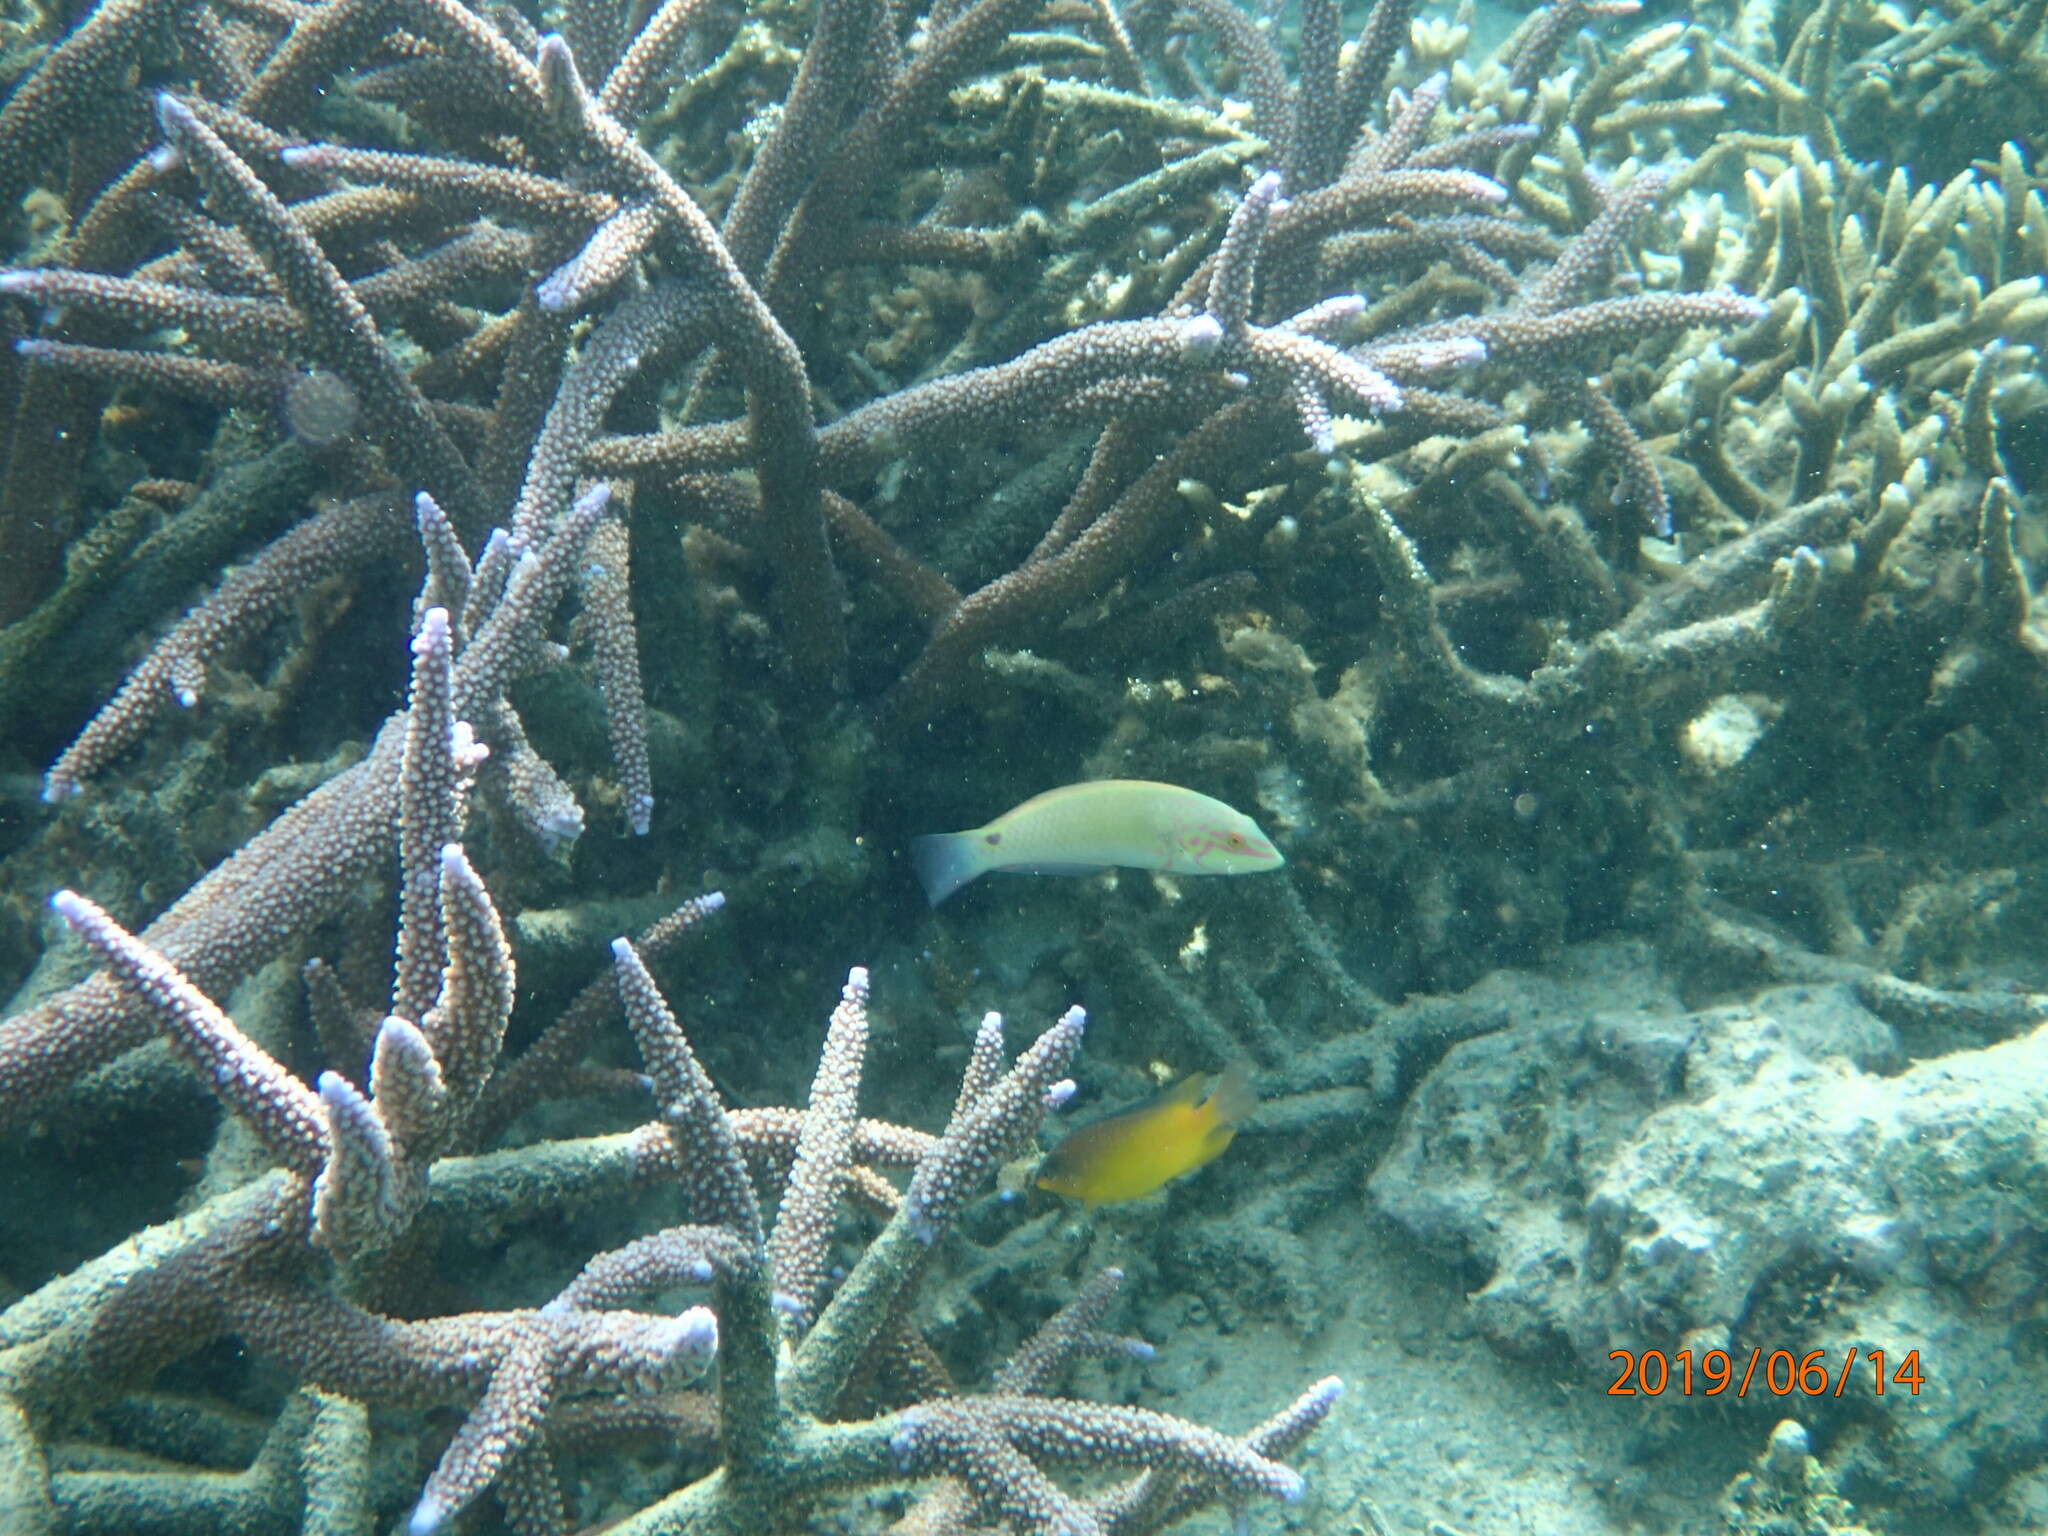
[1372,962,2048,1516]
[1721,1419,1877,1536]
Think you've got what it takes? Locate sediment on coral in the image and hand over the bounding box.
[1,602,1336,1535]
[0,0,2045,1527]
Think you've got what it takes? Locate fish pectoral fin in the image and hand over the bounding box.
[1203,1063,1258,1125]
[1198,1122,1239,1161]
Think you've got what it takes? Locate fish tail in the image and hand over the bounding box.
[1205,1063,1259,1128]
[910,832,982,906]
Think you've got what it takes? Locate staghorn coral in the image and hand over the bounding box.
[0,599,1335,1536]
[0,0,1767,779]
[0,0,2045,1528]
[932,4,2048,1044]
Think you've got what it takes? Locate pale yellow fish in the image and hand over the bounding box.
[909,779,1282,906]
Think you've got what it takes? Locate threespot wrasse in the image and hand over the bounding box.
[909,779,1283,906]
[1036,1067,1257,1207]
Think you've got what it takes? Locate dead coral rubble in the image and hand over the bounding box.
[1372,945,2048,1520]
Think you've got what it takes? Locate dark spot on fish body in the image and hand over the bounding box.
[985,832,1002,845]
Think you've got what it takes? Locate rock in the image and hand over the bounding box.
[1371,951,2048,1516]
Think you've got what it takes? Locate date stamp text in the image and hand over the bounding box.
[1607,1347,1923,1398]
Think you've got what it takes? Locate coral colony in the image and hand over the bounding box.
[0,0,2046,1527]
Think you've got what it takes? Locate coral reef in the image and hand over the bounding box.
[1372,945,2048,1521]
[2,599,1336,1534]
[1720,1420,1877,1536]
[0,0,2044,1526]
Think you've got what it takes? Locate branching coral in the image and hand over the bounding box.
[1,594,1335,1535]
[949,4,2048,1032]
[0,0,2043,1525]
[0,0,1766,776]
[0,0,1785,1296]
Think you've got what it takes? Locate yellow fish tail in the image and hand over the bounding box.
[1188,1065,1255,1171]
[1203,1063,1257,1128]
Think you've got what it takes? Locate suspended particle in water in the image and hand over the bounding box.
[283,368,360,445]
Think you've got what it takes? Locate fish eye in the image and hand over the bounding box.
[1225,832,1247,850]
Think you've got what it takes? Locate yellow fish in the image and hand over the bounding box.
[910,780,1282,906]
[1035,1067,1256,1207]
